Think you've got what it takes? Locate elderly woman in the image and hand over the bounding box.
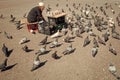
[27,2,45,23]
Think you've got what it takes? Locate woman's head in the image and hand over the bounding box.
[38,2,45,11]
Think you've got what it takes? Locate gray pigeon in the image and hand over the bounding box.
[83,36,91,47]
[2,44,9,57]
[52,51,61,59]
[62,44,76,55]
[22,45,33,52]
[98,36,106,45]
[102,30,110,42]
[4,31,13,39]
[10,14,14,19]
[10,17,16,22]
[91,46,98,57]
[112,29,120,40]
[39,36,48,45]
[93,38,99,47]
[36,45,48,55]
[0,14,4,19]
[0,59,8,71]
[109,43,117,55]
[63,35,73,43]
[50,38,62,48]
[31,55,41,71]
[75,30,83,38]
[15,21,22,30]
[88,29,96,37]
[61,27,68,35]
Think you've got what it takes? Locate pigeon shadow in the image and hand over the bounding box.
[69,48,76,54]
[46,41,52,45]
[39,60,47,67]
[7,49,13,57]
[56,43,63,47]
[17,27,23,30]
[26,49,34,53]
[53,56,62,60]
[39,41,52,46]
[21,40,30,44]
[65,40,74,43]
[1,63,17,72]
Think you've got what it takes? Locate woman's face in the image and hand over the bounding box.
[39,6,45,11]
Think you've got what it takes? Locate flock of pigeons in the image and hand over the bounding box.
[0,0,120,79]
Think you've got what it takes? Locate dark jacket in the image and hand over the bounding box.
[27,6,45,23]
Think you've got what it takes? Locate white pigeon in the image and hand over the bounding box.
[19,37,28,44]
[50,30,61,38]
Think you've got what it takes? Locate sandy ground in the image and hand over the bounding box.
[0,0,120,80]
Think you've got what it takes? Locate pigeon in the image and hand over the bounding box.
[10,17,16,22]
[61,27,68,35]
[15,21,22,30]
[10,14,14,19]
[109,43,117,55]
[22,45,33,52]
[62,44,76,55]
[88,29,96,37]
[63,35,74,43]
[93,38,99,47]
[91,46,98,57]
[56,3,59,7]
[83,36,91,47]
[22,45,29,52]
[50,30,61,38]
[50,38,62,48]
[109,63,117,74]
[0,14,4,19]
[0,59,8,72]
[2,44,9,57]
[31,55,41,71]
[102,30,110,42]
[39,36,48,45]
[4,31,13,39]
[112,28,120,40]
[97,36,106,45]
[52,51,61,59]
[19,37,29,44]
[75,30,83,38]
[36,45,48,55]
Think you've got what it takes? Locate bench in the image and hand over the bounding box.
[20,18,38,32]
